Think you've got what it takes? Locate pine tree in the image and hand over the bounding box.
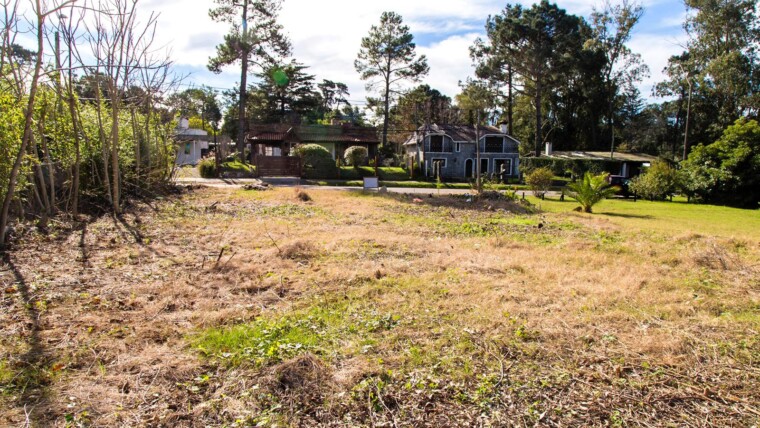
[355,12,429,151]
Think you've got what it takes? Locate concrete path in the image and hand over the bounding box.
[174,176,563,198]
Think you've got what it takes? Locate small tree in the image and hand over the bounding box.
[566,172,617,213]
[344,146,368,167]
[628,159,678,200]
[525,167,554,197]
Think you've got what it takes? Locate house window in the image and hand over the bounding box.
[455,143,461,152]
[493,159,513,176]
[265,146,282,156]
[484,136,503,153]
[429,135,444,152]
[480,158,489,174]
[184,142,192,155]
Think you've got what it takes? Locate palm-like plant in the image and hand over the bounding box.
[566,172,617,213]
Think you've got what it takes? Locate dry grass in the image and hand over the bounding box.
[0,186,758,427]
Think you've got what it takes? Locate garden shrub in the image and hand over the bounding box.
[344,146,368,167]
[294,144,338,179]
[198,157,217,178]
[524,167,554,197]
[628,159,678,200]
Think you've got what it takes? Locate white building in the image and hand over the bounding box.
[175,117,210,165]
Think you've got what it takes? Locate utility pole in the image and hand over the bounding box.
[475,109,481,193]
[682,77,693,161]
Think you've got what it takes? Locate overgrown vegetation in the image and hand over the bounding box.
[524,167,554,197]
[1,187,757,426]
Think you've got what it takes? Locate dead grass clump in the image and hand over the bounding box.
[263,353,334,421]
[691,240,743,271]
[280,240,318,260]
[270,353,330,391]
[294,187,312,202]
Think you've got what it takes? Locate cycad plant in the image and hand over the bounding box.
[566,172,617,213]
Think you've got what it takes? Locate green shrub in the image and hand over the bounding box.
[293,144,337,179]
[198,157,217,178]
[628,160,678,200]
[680,118,760,208]
[344,146,368,167]
[524,167,554,197]
[566,172,617,213]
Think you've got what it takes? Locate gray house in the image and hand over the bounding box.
[403,124,520,180]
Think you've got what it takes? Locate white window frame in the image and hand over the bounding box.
[455,143,461,152]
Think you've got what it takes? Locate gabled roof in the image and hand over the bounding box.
[403,123,517,146]
[247,124,380,145]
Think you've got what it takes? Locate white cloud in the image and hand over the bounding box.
[628,32,688,99]
[120,0,688,105]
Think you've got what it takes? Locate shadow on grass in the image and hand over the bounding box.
[598,212,654,219]
[1,253,50,426]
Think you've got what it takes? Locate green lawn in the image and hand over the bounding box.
[531,195,760,239]
[221,160,254,174]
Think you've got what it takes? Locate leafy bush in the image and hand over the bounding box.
[520,157,619,179]
[680,118,760,208]
[293,144,337,179]
[566,172,617,213]
[344,146,368,167]
[628,160,678,200]
[198,157,217,178]
[524,167,554,197]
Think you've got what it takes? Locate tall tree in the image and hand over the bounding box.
[252,60,320,122]
[355,11,429,150]
[684,0,759,121]
[208,0,290,160]
[587,0,649,158]
[473,1,587,157]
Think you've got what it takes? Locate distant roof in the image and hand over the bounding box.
[403,123,517,146]
[545,151,658,162]
[247,124,380,145]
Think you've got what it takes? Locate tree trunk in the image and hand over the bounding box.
[111,96,121,214]
[507,64,513,134]
[0,6,45,247]
[66,78,82,217]
[382,54,391,151]
[94,72,112,206]
[535,77,543,157]
[131,107,141,183]
[237,0,250,162]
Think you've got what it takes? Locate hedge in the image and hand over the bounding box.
[519,157,620,178]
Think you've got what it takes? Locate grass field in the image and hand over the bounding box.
[0,187,757,426]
